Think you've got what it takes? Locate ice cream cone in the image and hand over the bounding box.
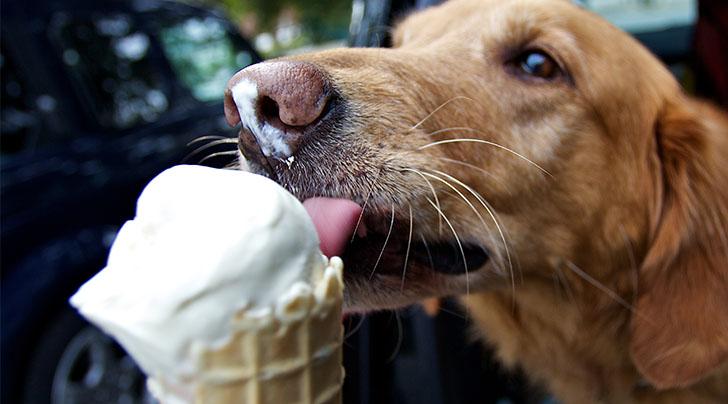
[71,166,347,404]
[149,257,345,404]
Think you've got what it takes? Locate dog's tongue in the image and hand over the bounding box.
[303,198,362,258]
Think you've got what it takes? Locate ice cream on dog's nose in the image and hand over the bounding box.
[70,165,345,404]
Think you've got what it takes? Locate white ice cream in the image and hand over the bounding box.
[70,165,324,381]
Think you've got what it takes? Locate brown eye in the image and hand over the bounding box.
[517,51,560,80]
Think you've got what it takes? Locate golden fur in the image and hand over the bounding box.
[229,0,728,402]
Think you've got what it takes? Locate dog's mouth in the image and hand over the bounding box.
[344,230,490,277]
[241,138,491,305]
[303,197,490,278]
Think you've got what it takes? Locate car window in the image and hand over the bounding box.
[219,0,352,57]
[582,0,696,34]
[158,16,254,102]
[49,12,171,130]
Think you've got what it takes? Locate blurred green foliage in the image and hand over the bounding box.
[207,0,351,44]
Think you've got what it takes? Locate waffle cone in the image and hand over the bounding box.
[151,257,345,404]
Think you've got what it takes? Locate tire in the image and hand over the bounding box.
[22,307,156,404]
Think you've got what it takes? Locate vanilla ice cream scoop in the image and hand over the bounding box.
[70,165,325,381]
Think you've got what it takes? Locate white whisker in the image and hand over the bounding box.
[351,196,370,242]
[553,266,576,306]
[223,160,241,170]
[410,96,475,131]
[708,206,728,257]
[426,197,469,297]
[564,261,634,313]
[420,170,497,251]
[344,315,367,339]
[434,156,501,182]
[564,260,658,326]
[419,232,435,272]
[419,138,552,177]
[386,312,404,363]
[369,205,396,279]
[351,167,383,242]
[185,139,239,163]
[436,305,468,321]
[433,156,515,196]
[187,135,235,146]
[618,225,639,302]
[426,126,478,137]
[401,204,414,291]
[403,168,443,235]
[198,150,240,165]
[430,169,516,300]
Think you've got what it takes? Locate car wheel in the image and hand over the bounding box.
[23,307,156,404]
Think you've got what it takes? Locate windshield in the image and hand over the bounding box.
[50,12,172,130]
[49,9,258,130]
[158,16,254,102]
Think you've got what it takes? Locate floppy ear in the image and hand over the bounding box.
[630,96,728,389]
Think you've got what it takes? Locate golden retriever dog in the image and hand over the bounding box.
[224,0,728,402]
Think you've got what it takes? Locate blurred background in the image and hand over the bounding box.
[1,0,725,403]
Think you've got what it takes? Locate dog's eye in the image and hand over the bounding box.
[515,50,560,80]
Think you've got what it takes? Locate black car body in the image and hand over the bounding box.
[1,0,260,401]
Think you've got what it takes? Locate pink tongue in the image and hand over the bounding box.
[303,198,362,258]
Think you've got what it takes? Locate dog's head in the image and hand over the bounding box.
[224,0,728,390]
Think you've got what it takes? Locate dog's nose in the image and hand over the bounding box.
[224,61,332,161]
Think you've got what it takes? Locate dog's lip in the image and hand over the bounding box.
[340,212,490,277]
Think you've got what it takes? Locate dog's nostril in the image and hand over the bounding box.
[225,60,334,161]
[258,68,330,129]
[259,96,281,126]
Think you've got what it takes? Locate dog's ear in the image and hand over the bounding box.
[630,96,728,389]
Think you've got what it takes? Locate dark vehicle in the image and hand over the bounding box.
[1,0,260,402]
